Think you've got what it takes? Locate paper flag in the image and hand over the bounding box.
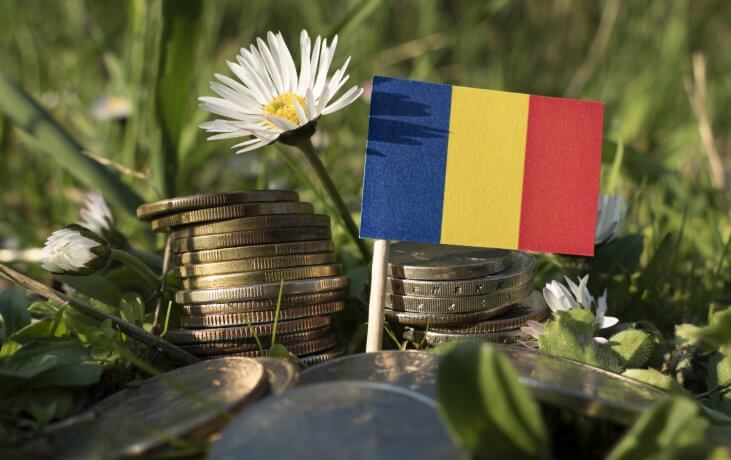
[359,76,604,256]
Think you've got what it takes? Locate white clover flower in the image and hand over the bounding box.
[78,190,114,236]
[595,194,627,245]
[543,275,619,330]
[199,30,363,152]
[41,225,111,275]
[91,96,132,121]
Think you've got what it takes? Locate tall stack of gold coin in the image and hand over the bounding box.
[137,191,348,365]
[375,243,549,348]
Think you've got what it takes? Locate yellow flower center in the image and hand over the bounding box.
[262,92,306,128]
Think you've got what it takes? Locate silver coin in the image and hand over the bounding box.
[170,213,330,239]
[179,301,345,328]
[176,240,335,265]
[386,281,533,314]
[404,327,534,347]
[208,381,468,460]
[299,346,346,366]
[52,357,267,459]
[384,303,512,327]
[166,316,332,344]
[176,276,350,304]
[496,344,666,424]
[257,357,300,395]
[180,290,348,315]
[179,328,332,356]
[171,226,331,252]
[388,242,511,280]
[388,252,535,297]
[299,350,439,399]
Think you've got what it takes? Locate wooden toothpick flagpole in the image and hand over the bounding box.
[366,239,389,352]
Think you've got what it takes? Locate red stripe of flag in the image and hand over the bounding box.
[518,95,604,256]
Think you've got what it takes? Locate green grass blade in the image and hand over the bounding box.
[0,70,144,215]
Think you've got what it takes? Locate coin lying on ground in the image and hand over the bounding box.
[387,252,535,297]
[208,381,468,460]
[51,357,267,459]
[176,276,350,304]
[179,301,345,328]
[166,316,332,344]
[171,226,331,252]
[176,240,335,264]
[388,242,511,280]
[386,281,532,314]
[136,190,299,221]
[181,264,343,289]
[257,357,300,395]
[151,201,314,230]
[170,213,330,239]
[176,253,337,277]
[180,290,348,315]
[299,350,440,399]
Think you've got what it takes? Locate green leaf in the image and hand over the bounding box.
[269,344,291,360]
[610,329,657,368]
[154,0,202,197]
[636,233,674,298]
[623,368,689,395]
[696,309,731,352]
[10,319,68,344]
[56,274,123,308]
[119,292,145,326]
[0,70,143,215]
[706,353,731,415]
[436,343,550,460]
[607,397,711,460]
[590,233,644,279]
[0,288,31,339]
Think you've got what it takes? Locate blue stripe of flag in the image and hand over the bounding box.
[359,76,452,242]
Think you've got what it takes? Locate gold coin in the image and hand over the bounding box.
[179,301,345,328]
[177,240,335,265]
[150,202,314,231]
[299,347,346,367]
[166,316,332,344]
[205,336,337,359]
[182,264,343,289]
[176,276,350,304]
[137,190,299,221]
[179,328,332,356]
[170,214,330,239]
[177,253,337,278]
[181,290,349,315]
[172,227,331,252]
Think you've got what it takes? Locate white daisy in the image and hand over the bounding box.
[595,194,627,245]
[91,96,132,121]
[77,190,113,236]
[543,275,619,330]
[41,225,111,275]
[199,30,363,152]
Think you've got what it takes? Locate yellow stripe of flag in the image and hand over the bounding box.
[440,87,530,248]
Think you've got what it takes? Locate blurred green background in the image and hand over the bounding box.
[1,0,731,330]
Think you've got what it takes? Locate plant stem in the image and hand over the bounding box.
[111,248,160,289]
[295,138,371,263]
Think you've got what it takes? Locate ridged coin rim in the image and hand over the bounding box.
[205,336,337,359]
[176,276,350,304]
[172,226,331,252]
[166,316,331,344]
[181,264,343,289]
[384,303,514,327]
[176,240,335,265]
[137,190,299,221]
[387,243,512,280]
[299,346,346,367]
[181,290,348,315]
[179,301,345,328]
[385,282,533,314]
[179,328,332,356]
[177,253,337,278]
[151,202,314,231]
[170,214,330,239]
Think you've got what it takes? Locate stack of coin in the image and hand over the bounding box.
[137,191,347,364]
[378,243,549,347]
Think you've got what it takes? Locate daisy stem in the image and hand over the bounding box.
[111,248,161,289]
[296,138,371,263]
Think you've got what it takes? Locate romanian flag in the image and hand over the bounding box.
[360,76,604,256]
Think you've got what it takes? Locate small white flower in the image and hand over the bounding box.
[199,30,363,152]
[91,96,132,121]
[41,225,111,275]
[595,194,627,245]
[519,320,545,348]
[78,191,113,236]
[542,275,619,331]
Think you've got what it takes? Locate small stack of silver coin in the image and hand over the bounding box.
[136,191,348,364]
[380,243,549,347]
